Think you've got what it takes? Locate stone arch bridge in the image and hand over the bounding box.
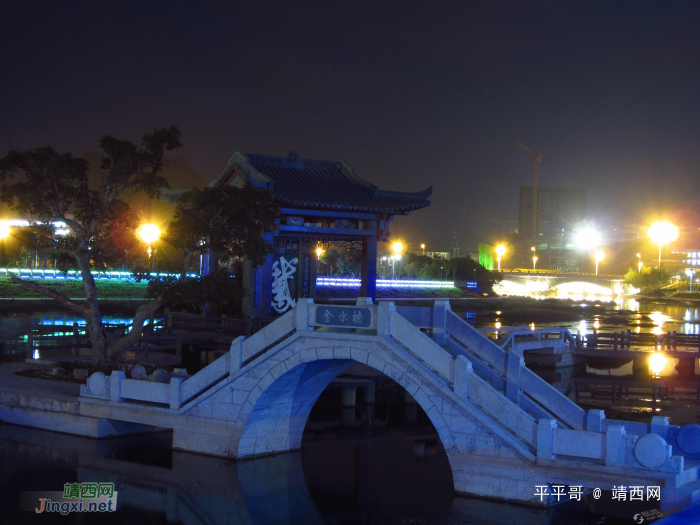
[499,271,625,291]
[80,299,700,509]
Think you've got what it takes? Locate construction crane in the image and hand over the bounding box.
[517,142,541,242]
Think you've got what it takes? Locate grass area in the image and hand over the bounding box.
[0,277,150,298]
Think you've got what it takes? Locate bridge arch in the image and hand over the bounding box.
[228,342,455,458]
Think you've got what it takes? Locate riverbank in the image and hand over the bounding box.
[0,277,149,298]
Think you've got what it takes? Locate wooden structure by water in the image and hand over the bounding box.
[26,320,183,367]
[572,329,700,404]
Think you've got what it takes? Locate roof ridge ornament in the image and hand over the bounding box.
[285,150,300,166]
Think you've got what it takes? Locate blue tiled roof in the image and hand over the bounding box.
[242,151,431,214]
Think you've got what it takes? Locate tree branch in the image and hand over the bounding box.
[9,274,89,314]
[105,297,164,361]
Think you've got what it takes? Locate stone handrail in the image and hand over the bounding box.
[180,353,231,404]
[390,310,455,384]
[445,310,586,430]
[539,417,685,473]
[446,311,507,376]
[181,309,296,404]
[121,378,170,404]
[240,309,296,364]
[394,305,432,328]
[457,358,537,448]
[520,367,586,430]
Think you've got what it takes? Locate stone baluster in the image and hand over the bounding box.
[432,300,451,346]
[605,425,626,466]
[536,419,557,460]
[586,409,606,432]
[505,351,524,403]
[650,416,669,440]
[295,298,313,331]
[230,336,245,374]
[453,355,472,402]
[110,371,125,402]
[170,377,183,409]
[377,301,395,337]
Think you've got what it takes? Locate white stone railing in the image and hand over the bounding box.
[537,415,686,473]
[519,367,586,430]
[482,327,576,352]
[454,357,537,448]
[180,353,231,404]
[79,371,185,409]
[385,302,537,450]
[445,309,587,430]
[389,308,455,384]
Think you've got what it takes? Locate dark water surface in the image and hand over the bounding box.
[1,423,652,525]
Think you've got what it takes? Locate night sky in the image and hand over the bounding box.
[2,1,700,253]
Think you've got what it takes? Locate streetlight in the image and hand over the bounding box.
[420,243,425,255]
[496,245,506,271]
[138,223,161,271]
[686,268,696,293]
[575,227,601,273]
[391,253,402,280]
[574,228,601,251]
[649,222,679,268]
[391,242,403,280]
[637,253,643,273]
[531,246,537,270]
[316,246,324,276]
[594,250,604,276]
[0,222,10,267]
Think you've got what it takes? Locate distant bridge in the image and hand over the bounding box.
[496,271,626,295]
[77,298,700,509]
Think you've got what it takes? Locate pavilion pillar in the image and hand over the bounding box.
[259,232,275,319]
[360,223,377,301]
[203,248,218,277]
[297,243,316,301]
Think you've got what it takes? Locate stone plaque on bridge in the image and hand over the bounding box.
[314,306,372,328]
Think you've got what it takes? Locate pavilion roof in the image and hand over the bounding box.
[211,150,431,214]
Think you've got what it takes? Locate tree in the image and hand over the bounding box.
[0,127,183,366]
[145,184,276,313]
[624,265,670,291]
[418,261,442,280]
[444,256,495,292]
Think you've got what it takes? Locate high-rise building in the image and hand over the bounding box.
[518,185,586,271]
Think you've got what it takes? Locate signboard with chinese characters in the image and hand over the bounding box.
[271,253,298,316]
[311,306,373,329]
[300,253,311,298]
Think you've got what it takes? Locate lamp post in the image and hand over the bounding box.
[0,222,10,267]
[496,245,506,271]
[637,253,643,273]
[686,268,696,293]
[531,246,537,270]
[392,242,403,280]
[575,227,601,274]
[594,250,604,276]
[649,222,679,268]
[421,243,425,255]
[316,247,324,276]
[138,224,161,272]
